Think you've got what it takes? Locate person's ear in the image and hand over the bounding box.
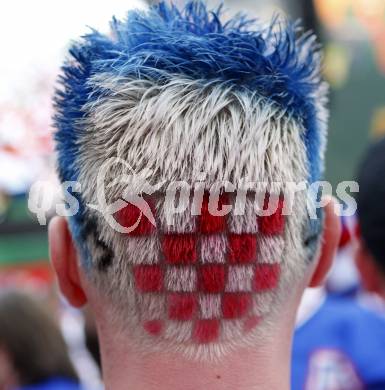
[309,199,341,287]
[49,216,87,307]
[355,239,385,296]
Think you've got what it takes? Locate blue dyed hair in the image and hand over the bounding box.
[54,1,327,263]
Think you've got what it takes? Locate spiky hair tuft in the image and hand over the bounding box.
[55,0,327,186]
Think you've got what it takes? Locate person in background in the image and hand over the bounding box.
[356,136,385,300]
[0,291,82,390]
[292,280,385,390]
[292,137,385,390]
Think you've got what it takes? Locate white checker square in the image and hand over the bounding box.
[156,196,196,233]
[120,235,160,265]
[257,235,285,264]
[139,294,166,320]
[164,321,193,343]
[200,234,227,263]
[228,195,258,234]
[225,266,254,292]
[165,267,197,292]
[199,294,221,319]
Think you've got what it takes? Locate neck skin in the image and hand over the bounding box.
[95,313,295,390]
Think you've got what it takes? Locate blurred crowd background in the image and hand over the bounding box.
[1,1,385,389]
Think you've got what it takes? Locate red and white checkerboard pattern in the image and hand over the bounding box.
[114,192,285,344]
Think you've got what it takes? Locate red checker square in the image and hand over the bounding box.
[143,320,163,336]
[243,316,261,333]
[253,263,280,291]
[199,192,228,234]
[193,319,220,344]
[133,265,163,292]
[222,293,251,319]
[168,293,197,321]
[162,234,197,264]
[198,264,226,293]
[114,198,156,236]
[259,196,285,235]
[228,234,257,264]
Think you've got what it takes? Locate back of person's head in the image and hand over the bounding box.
[0,291,78,387]
[356,136,385,296]
[50,1,338,362]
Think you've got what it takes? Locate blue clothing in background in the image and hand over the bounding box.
[292,296,385,390]
[17,378,83,390]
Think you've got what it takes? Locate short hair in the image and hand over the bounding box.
[357,136,385,275]
[54,1,328,359]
